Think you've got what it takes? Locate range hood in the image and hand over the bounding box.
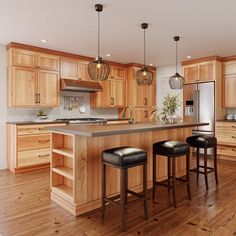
[60,79,103,92]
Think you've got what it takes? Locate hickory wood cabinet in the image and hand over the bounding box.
[124,65,156,122]
[216,121,236,161]
[8,48,60,107]
[7,123,66,173]
[223,60,236,108]
[90,66,126,108]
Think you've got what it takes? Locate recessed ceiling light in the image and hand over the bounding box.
[41,39,48,43]
[149,63,153,66]
[106,53,111,57]
[186,55,192,59]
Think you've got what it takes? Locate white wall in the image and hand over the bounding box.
[0,44,118,170]
[156,64,183,116]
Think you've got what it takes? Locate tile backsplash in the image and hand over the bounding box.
[7,91,118,122]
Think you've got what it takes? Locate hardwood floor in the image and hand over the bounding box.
[1,158,236,235]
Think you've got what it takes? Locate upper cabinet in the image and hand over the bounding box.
[90,65,126,108]
[8,48,60,107]
[183,61,215,84]
[223,60,236,108]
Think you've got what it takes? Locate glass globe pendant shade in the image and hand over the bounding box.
[88,56,110,81]
[169,72,185,89]
[136,66,154,86]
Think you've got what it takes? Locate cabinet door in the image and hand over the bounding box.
[184,65,199,83]
[81,61,91,81]
[134,108,151,122]
[133,81,146,106]
[37,70,60,106]
[112,79,126,107]
[90,80,112,108]
[12,66,37,106]
[224,75,236,107]
[224,61,236,75]
[60,58,78,80]
[12,49,37,68]
[38,54,59,71]
[110,66,125,79]
[199,62,213,81]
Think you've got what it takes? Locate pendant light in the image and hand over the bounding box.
[169,36,185,89]
[136,23,154,86]
[88,4,110,81]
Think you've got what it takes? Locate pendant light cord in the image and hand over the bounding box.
[97,11,100,58]
[176,39,178,73]
[144,28,146,66]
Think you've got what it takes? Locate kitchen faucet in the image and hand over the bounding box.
[122,105,134,123]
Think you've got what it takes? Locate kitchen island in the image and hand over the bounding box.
[48,121,208,216]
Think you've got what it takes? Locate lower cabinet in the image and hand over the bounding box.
[216,121,236,161]
[7,123,66,173]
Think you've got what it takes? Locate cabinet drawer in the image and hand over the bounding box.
[218,145,236,157]
[216,122,236,130]
[17,123,66,135]
[18,134,50,151]
[18,148,50,167]
[216,131,236,145]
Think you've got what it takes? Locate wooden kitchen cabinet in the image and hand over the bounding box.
[60,58,79,80]
[223,75,236,107]
[133,107,152,122]
[37,70,60,106]
[183,59,217,84]
[10,66,37,106]
[11,49,38,68]
[7,123,66,173]
[38,53,59,71]
[216,121,236,161]
[90,77,126,108]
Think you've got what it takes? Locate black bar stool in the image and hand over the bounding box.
[186,135,218,189]
[152,140,191,208]
[102,146,148,231]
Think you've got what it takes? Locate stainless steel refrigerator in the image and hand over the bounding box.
[184,81,215,153]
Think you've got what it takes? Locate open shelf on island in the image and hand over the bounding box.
[52,148,73,158]
[52,185,73,202]
[52,166,73,180]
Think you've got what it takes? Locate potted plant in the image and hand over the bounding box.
[36,109,48,120]
[151,93,181,123]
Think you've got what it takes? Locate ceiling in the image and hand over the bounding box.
[0,0,236,67]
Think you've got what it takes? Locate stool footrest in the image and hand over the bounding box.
[154,178,189,189]
[127,190,144,200]
[191,167,215,174]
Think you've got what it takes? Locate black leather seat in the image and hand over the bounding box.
[102,146,147,168]
[152,140,191,207]
[153,140,190,157]
[102,146,148,231]
[186,135,218,189]
[186,135,217,148]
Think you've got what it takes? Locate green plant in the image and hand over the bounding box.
[37,109,46,116]
[160,93,181,121]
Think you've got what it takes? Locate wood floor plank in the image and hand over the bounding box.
[1,158,236,235]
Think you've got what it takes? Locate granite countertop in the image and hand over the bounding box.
[47,121,209,137]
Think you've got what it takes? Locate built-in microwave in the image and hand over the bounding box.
[185,100,194,116]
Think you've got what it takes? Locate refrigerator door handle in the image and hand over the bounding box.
[197,89,200,123]
[194,90,199,123]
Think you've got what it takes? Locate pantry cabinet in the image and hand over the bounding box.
[223,60,236,108]
[8,47,60,107]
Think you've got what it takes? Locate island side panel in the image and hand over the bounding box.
[86,127,192,204]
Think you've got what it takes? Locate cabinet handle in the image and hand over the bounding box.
[232,136,236,139]
[232,149,236,152]
[144,110,148,118]
[38,154,49,158]
[144,98,148,105]
[232,126,236,128]
[38,140,50,143]
[38,93,41,104]
[35,93,38,103]
[110,97,114,105]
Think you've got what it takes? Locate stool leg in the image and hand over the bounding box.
[143,163,148,220]
[125,169,128,205]
[196,148,200,181]
[168,156,171,192]
[152,152,156,200]
[214,145,219,185]
[204,148,209,190]
[120,168,126,231]
[101,163,106,219]
[186,152,191,200]
[172,157,177,208]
